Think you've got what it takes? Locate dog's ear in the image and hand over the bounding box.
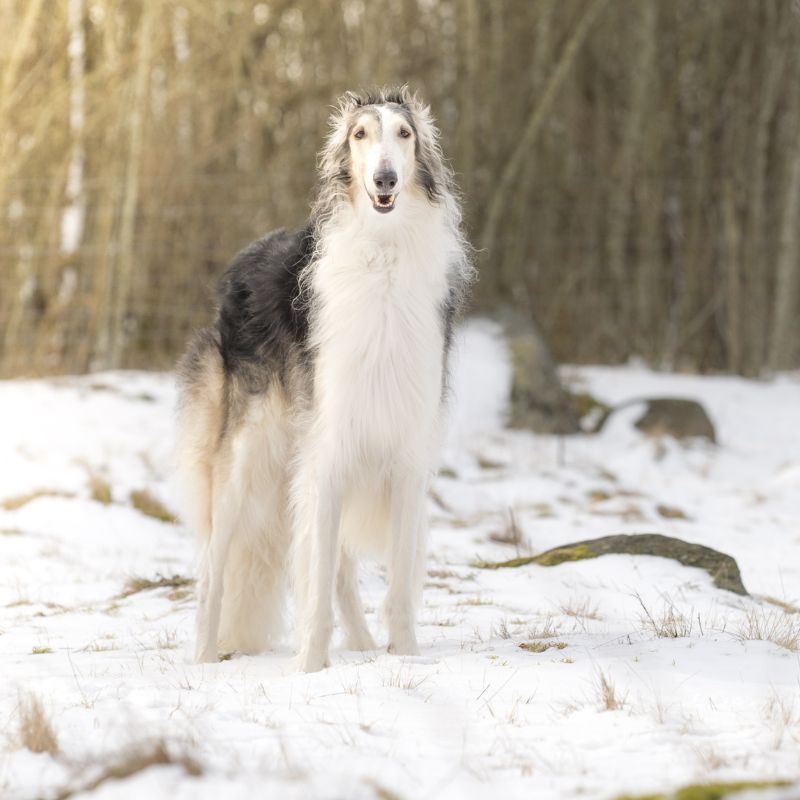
[338,90,363,113]
[403,91,450,203]
[397,86,432,126]
[318,98,356,188]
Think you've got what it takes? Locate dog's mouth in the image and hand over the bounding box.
[371,193,396,213]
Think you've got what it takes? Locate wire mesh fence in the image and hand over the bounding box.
[2,0,799,377]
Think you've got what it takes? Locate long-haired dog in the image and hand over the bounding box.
[176,87,472,670]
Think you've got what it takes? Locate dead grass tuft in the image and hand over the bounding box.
[526,615,561,640]
[558,597,603,626]
[456,594,493,607]
[2,489,75,511]
[692,744,732,771]
[596,669,626,711]
[382,667,428,692]
[760,595,800,615]
[88,475,113,505]
[366,781,405,800]
[119,574,194,599]
[129,489,177,523]
[656,503,691,520]
[519,640,567,653]
[17,693,59,756]
[428,567,470,580]
[733,607,800,651]
[764,690,798,749]
[54,741,201,799]
[635,593,695,638]
[488,509,528,552]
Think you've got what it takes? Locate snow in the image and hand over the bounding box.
[1,320,799,800]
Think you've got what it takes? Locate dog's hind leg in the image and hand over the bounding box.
[214,391,292,656]
[194,475,240,662]
[218,513,289,655]
[336,550,376,651]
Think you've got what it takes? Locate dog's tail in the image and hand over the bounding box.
[174,328,225,546]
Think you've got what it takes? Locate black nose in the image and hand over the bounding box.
[373,170,397,192]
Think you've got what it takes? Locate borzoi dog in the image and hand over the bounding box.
[176,87,471,671]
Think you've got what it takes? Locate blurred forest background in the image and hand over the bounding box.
[1,0,799,378]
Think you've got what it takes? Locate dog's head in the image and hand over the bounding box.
[317,86,449,219]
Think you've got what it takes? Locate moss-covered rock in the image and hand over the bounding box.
[614,779,791,800]
[567,392,611,420]
[477,533,748,595]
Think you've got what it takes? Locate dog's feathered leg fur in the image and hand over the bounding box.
[194,471,240,662]
[384,468,427,655]
[291,452,343,672]
[336,549,377,651]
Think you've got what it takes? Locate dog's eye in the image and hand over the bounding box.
[353,128,366,140]
[399,128,411,139]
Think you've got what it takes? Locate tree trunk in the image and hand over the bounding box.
[103,6,153,369]
[767,55,800,370]
[480,0,610,283]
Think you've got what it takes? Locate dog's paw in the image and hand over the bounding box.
[345,628,377,652]
[295,649,330,673]
[194,645,218,664]
[387,635,420,657]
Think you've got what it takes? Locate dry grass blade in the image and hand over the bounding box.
[119,574,194,599]
[17,693,59,756]
[760,595,800,615]
[2,489,75,511]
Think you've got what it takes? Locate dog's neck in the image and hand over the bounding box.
[314,193,455,278]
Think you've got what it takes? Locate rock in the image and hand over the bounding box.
[633,398,716,442]
[500,310,580,435]
[477,532,747,595]
[598,397,716,443]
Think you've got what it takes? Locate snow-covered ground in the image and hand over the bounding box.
[1,320,799,800]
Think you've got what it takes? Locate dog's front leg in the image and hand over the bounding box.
[385,470,426,656]
[294,464,342,673]
[337,550,377,651]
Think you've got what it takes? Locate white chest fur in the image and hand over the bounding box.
[310,213,451,460]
